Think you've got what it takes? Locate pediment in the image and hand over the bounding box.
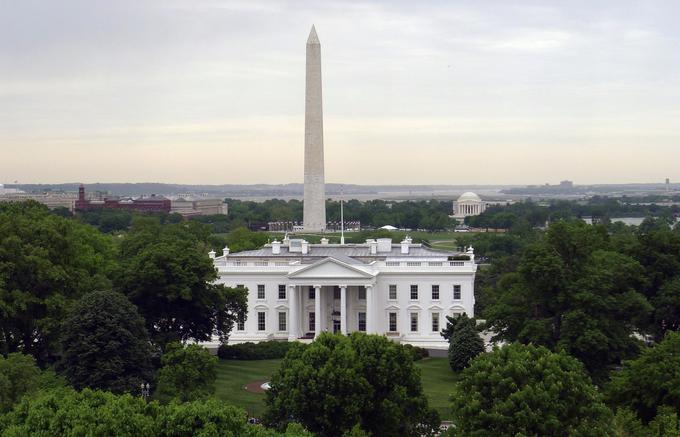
[288,257,374,279]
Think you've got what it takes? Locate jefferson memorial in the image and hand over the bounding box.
[209,27,477,349]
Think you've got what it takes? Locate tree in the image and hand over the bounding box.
[606,331,680,423]
[156,342,217,402]
[448,343,613,437]
[652,277,680,334]
[117,220,248,347]
[0,353,41,413]
[263,333,440,437]
[59,290,154,394]
[485,221,651,379]
[446,314,484,371]
[0,387,311,436]
[0,201,116,363]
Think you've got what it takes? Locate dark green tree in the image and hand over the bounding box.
[446,314,484,371]
[485,221,651,379]
[0,353,41,413]
[59,290,153,394]
[263,333,440,437]
[448,343,613,437]
[117,220,247,347]
[0,201,116,363]
[606,331,680,423]
[156,342,217,402]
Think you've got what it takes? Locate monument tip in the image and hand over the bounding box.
[307,25,319,45]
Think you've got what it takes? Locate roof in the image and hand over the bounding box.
[458,192,481,202]
[223,244,457,261]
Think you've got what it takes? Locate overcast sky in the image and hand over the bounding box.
[1,0,679,185]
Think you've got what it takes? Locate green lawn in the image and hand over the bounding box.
[215,357,457,420]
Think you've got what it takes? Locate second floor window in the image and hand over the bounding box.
[257,284,265,299]
[358,286,366,300]
[309,287,315,300]
[278,284,286,300]
[410,285,418,300]
[453,285,461,300]
[389,284,397,300]
[431,285,440,300]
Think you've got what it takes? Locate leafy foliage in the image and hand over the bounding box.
[59,290,154,394]
[448,343,613,437]
[116,219,248,347]
[0,353,41,413]
[446,314,484,371]
[0,201,116,363]
[485,220,651,379]
[217,341,299,360]
[263,333,440,437]
[156,343,217,403]
[606,331,680,423]
[0,387,311,436]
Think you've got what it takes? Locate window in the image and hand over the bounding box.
[389,312,398,332]
[236,284,244,289]
[333,286,341,299]
[453,284,461,300]
[309,312,315,332]
[389,284,397,300]
[309,287,315,300]
[358,312,366,332]
[432,313,440,332]
[410,313,419,332]
[278,284,286,300]
[358,286,366,300]
[257,312,266,331]
[278,312,287,331]
[237,316,245,331]
[410,284,418,300]
[257,284,265,300]
[431,285,440,300]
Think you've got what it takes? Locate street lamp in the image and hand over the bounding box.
[141,382,150,401]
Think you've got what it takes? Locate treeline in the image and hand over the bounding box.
[467,196,680,230]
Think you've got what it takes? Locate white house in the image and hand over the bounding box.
[209,236,477,350]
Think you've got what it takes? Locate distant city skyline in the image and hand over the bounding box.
[2,1,679,185]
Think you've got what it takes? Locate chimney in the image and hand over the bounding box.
[222,246,230,257]
[400,238,409,254]
[377,238,392,252]
[272,240,281,254]
[208,250,216,259]
[366,239,377,255]
[301,240,309,255]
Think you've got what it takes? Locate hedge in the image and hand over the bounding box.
[217,341,298,360]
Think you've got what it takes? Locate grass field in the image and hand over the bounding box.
[215,357,458,420]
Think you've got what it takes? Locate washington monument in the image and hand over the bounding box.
[303,25,326,232]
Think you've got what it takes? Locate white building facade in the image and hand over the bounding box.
[452,192,487,220]
[210,237,476,350]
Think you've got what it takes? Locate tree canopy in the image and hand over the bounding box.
[448,343,612,437]
[445,314,484,371]
[0,353,41,413]
[263,333,440,437]
[485,220,651,379]
[116,219,247,347]
[156,342,217,403]
[0,201,116,363]
[59,289,154,394]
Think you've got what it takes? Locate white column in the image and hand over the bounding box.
[340,285,347,335]
[288,285,298,341]
[365,284,374,334]
[314,285,321,338]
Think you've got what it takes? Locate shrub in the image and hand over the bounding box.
[156,343,217,402]
[403,344,429,361]
[218,341,299,360]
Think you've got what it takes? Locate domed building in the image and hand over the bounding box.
[452,192,486,220]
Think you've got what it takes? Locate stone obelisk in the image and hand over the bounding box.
[303,25,326,232]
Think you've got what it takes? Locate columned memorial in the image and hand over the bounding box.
[303,25,326,231]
